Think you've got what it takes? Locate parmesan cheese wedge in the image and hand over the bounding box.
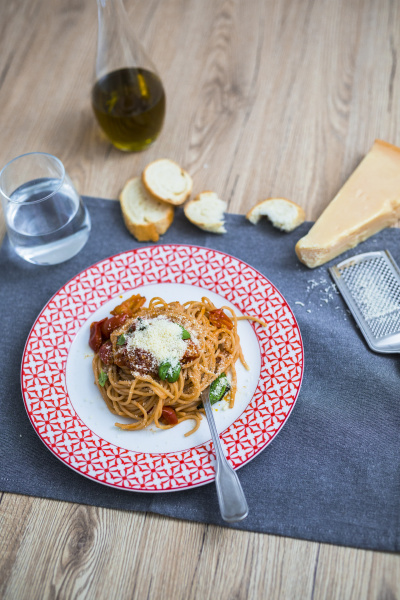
[295,140,400,268]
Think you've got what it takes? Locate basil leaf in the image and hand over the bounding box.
[158,361,181,383]
[158,362,170,381]
[117,334,126,346]
[209,373,229,405]
[180,325,191,340]
[98,370,108,387]
[167,363,181,383]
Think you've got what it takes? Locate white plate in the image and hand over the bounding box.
[22,245,303,492]
[66,282,261,453]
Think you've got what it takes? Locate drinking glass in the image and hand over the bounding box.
[0,152,91,265]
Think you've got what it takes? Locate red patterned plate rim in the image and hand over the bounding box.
[21,244,304,492]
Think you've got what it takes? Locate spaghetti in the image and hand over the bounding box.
[89,294,266,436]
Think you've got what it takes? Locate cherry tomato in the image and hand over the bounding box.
[208,309,233,330]
[100,314,128,339]
[99,340,113,365]
[89,318,106,352]
[161,406,178,425]
[111,294,146,317]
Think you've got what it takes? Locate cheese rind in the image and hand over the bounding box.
[295,140,400,268]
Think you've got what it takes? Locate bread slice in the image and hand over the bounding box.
[184,191,227,233]
[246,198,305,232]
[295,140,400,268]
[119,177,174,242]
[142,159,193,206]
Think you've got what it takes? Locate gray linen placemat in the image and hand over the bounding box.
[1,196,399,552]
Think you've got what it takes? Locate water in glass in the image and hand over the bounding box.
[7,178,90,265]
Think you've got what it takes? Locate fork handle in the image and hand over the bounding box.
[203,396,248,522]
[214,454,249,522]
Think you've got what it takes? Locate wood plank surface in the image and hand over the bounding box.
[1,0,400,598]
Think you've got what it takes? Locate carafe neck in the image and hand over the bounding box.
[96,0,140,79]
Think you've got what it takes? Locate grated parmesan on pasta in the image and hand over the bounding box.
[126,316,197,366]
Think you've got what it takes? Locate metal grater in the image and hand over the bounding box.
[329,250,400,353]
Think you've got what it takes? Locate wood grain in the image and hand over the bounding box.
[3,493,400,600]
[1,0,400,598]
[1,0,399,219]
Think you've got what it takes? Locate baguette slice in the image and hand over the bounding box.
[142,159,193,205]
[296,140,400,268]
[184,191,227,233]
[119,177,174,242]
[246,197,305,232]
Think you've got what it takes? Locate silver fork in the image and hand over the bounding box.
[200,387,249,522]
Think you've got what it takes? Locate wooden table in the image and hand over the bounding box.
[1,0,399,598]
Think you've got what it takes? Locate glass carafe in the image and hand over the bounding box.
[92,0,166,152]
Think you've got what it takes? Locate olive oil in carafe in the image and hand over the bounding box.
[91,67,166,152]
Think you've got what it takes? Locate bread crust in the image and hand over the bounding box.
[119,177,174,242]
[142,159,193,206]
[184,191,226,233]
[246,197,306,230]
